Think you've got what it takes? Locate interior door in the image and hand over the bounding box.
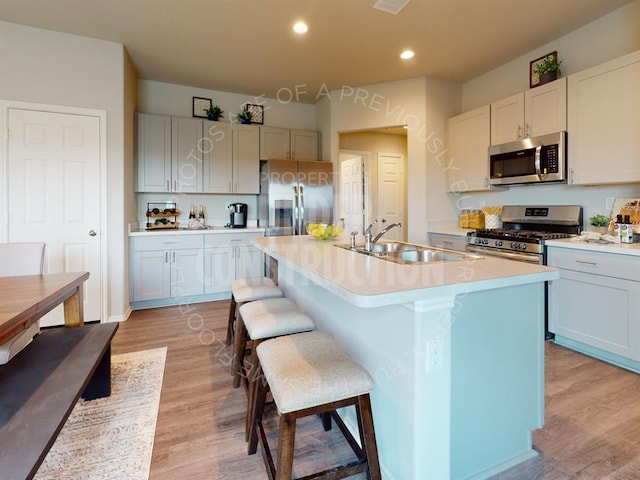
[7,108,102,326]
[339,153,365,234]
[377,153,404,241]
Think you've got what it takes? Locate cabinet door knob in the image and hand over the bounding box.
[88,229,97,237]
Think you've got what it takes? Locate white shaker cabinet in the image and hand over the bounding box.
[131,234,204,301]
[233,124,260,194]
[490,77,567,145]
[567,50,640,185]
[548,246,640,368]
[203,232,264,294]
[446,105,492,192]
[203,122,233,193]
[136,113,203,192]
[427,232,468,252]
[202,122,259,194]
[260,126,318,161]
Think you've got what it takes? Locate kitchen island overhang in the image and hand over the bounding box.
[253,235,557,480]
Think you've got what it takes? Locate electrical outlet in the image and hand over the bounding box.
[426,339,443,373]
[605,197,615,211]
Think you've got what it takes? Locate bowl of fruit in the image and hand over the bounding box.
[306,223,342,240]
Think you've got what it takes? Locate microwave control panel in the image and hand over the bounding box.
[541,145,559,173]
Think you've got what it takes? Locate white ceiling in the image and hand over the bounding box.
[0,0,633,103]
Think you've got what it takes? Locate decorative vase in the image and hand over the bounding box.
[207,114,219,121]
[539,71,558,85]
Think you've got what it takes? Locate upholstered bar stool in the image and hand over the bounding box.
[226,277,283,346]
[248,331,381,480]
[232,297,315,390]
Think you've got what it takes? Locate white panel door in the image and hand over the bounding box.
[377,153,404,241]
[339,154,365,234]
[7,109,102,326]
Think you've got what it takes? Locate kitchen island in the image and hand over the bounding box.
[253,235,558,480]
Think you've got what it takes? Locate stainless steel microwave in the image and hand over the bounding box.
[489,131,566,186]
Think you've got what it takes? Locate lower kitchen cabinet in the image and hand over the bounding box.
[131,234,204,302]
[427,232,468,252]
[548,246,640,370]
[204,233,264,294]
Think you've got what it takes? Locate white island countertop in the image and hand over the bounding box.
[254,235,558,308]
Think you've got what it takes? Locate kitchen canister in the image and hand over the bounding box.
[469,210,485,229]
[485,214,502,229]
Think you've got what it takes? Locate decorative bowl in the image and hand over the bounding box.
[306,223,342,240]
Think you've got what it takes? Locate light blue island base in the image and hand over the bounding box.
[277,265,545,480]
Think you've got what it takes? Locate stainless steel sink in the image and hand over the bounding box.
[335,241,482,265]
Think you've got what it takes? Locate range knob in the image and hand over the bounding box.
[519,243,527,250]
[495,240,503,247]
[510,242,517,249]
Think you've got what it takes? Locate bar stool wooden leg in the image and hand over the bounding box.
[232,311,249,387]
[226,296,237,346]
[276,413,296,480]
[358,394,381,480]
[248,365,267,455]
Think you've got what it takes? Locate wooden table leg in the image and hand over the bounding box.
[63,286,84,327]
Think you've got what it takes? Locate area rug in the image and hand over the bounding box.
[34,347,167,480]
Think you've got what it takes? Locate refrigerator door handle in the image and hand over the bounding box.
[299,186,305,234]
[293,185,299,235]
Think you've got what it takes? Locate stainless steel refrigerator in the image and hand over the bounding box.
[258,159,334,236]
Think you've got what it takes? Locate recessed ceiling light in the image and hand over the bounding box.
[293,21,308,34]
[400,50,415,60]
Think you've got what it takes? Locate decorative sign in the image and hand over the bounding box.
[246,104,264,124]
[192,97,212,118]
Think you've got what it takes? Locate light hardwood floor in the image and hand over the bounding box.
[113,301,640,479]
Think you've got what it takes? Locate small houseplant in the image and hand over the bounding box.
[588,214,611,234]
[204,105,223,121]
[535,56,562,85]
[236,106,252,124]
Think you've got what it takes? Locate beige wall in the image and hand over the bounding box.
[0,20,129,321]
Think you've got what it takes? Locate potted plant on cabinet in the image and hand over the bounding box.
[535,56,562,85]
[204,105,224,121]
[235,106,252,124]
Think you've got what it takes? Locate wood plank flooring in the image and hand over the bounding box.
[113,301,640,479]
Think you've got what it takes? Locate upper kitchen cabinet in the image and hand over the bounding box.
[136,113,203,192]
[233,124,260,193]
[567,50,640,185]
[203,122,233,193]
[446,105,492,192]
[203,123,259,194]
[260,126,319,161]
[490,77,567,145]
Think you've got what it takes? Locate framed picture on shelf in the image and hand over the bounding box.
[246,104,264,124]
[529,51,557,88]
[193,97,212,118]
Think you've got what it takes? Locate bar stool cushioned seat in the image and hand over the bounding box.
[226,277,283,346]
[249,331,381,480]
[241,298,314,340]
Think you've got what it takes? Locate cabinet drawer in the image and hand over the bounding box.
[547,247,640,282]
[205,233,263,248]
[132,234,204,252]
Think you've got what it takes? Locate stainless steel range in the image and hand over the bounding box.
[466,205,583,264]
[467,205,583,339]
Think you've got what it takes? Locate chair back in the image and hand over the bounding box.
[0,242,45,277]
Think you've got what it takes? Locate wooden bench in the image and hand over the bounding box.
[0,322,119,480]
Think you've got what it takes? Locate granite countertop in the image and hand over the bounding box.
[546,237,640,256]
[253,235,557,308]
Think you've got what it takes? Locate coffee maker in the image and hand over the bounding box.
[228,203,248,228]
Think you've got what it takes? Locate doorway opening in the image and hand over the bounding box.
[338,127,407,241]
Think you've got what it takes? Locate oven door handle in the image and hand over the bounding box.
[466,245,542,264]
[534,145,543,180]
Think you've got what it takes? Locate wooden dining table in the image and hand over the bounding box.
[0,271,90,345]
